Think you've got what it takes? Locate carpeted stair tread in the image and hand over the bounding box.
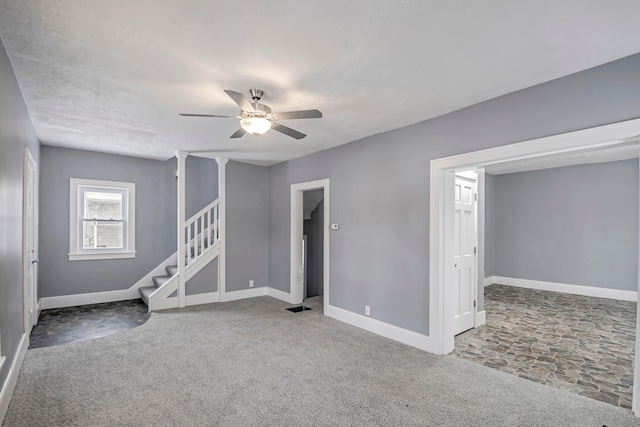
[165,265,178,276]
[152,275,170,287]
[138,286,156,305]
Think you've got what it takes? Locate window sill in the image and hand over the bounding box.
[68,251,136,261]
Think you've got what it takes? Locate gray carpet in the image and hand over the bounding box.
[4,296,640,426]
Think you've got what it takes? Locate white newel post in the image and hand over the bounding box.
[216,158,228,300]
[176,151,187,308]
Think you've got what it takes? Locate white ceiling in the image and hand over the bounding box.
[2,1,640,166]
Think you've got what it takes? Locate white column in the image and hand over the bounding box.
[216,158,229,300]
[176,151,187,308]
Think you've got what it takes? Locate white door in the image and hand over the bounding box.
[23,148,38,333]
[452,174,476,335]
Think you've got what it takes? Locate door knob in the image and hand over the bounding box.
[32,259,39,264]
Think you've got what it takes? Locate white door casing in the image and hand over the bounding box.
[23,148,38,333]
[451,174,477,335]
[290,179,330,313]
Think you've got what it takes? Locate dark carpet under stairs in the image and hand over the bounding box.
[29,300,150,349]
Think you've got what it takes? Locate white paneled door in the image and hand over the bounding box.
[452,174,476,335]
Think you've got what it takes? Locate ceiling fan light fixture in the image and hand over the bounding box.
[240,117,272,136]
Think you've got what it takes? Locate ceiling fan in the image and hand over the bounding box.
[180,89,322,140]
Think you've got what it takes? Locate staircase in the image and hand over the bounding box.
[139,265,178,306]
[138,198,221,311]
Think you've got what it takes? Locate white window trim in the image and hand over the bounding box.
[69,178,136,261]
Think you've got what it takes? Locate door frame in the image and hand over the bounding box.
[429,117,640,414]
[22,147,39,333]
[290,179,330,313]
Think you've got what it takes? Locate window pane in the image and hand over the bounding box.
[84,191,123,220]
[83,221,123,249]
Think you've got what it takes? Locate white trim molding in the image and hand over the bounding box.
[176,151,187,308]
[326,304,433,353]
[219,287,290,303]
[267,287,291,303]
[0,333,28,423]
[40,288,137,310]
[475,311,486,327]
[221,287,268,302]
[488,276,637,302]
[216,158,228,302]
[185,292,219,306]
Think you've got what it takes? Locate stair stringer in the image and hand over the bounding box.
[148,242,220,311]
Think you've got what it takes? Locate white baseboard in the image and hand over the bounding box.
[0,333,28,423]
[185,292,219,306]
[220,287,268,302]
[213,286,289,303]
[484,277,494,287]
[35,301,41,325]
[267,287,291,303]
[490,276,637,302]
[40,288,137,310]
[326,304,433,353]
[475,310,486,327]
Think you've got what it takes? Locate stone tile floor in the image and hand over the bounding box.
[29,299,150,349]
[451,284,636,410]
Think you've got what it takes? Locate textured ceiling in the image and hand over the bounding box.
[1,1,640,166]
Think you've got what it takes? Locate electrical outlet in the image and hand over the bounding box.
[249,280,254,288]
[365,305,371,316]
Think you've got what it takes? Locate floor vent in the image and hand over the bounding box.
[286,306,312,313]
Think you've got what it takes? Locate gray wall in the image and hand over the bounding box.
[39,147,177,297]
[39,148,219,297]
[226,161,269,292]
[484,173,496,277]
[186,156,218,218]
[493,160,639,290]
[186,259,218,295]
[0,37,40,390]
[268,53,640,335]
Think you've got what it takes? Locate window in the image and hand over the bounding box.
[69,178,136,260]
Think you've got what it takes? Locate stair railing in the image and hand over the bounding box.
[185,199,220,266]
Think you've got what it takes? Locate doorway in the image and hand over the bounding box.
[23,147,39,334]
[303,189,324,300]
[430,117,640,414]
[290,179,330,314]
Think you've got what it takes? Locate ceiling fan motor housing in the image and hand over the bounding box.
[249,88,264,101]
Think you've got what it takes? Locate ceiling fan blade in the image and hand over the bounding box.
[230,128,246,138]
[224,90,254,111]
[271,123,306,140]
[274,109,323,120]
[179,113,237,118]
